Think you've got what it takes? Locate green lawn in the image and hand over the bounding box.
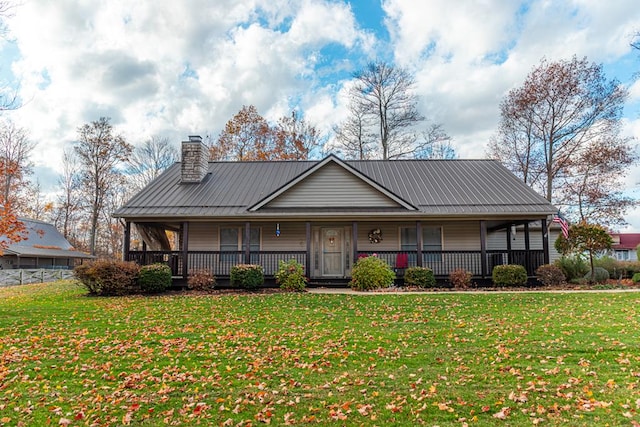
[1,282,639,426]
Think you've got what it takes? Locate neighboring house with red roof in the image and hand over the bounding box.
[114,136,559,285]
[0,218,94,269]
[609,233,640,261]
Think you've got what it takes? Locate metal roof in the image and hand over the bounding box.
[113,157,557,219]
[1,218,94,259]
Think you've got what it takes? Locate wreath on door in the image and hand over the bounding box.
[368,228,383,244]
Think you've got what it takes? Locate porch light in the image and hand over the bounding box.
[276,223,280,237]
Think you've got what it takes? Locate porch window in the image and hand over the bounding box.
[220,228,240,263]
[400,226,442,263]
[220,227,261,263]
[242,228,261,264]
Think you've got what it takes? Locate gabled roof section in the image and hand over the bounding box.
[114,157,557,219]
[1,218,94,259]
[248,154,417,212]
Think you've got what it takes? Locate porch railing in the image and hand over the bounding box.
[357,250,544,276]
[127,249,545,278]
[127,250,307,277]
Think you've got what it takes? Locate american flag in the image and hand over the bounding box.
[552,212,569,238]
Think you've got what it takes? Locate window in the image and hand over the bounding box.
[400,226,442,263]
[220,228,240,263]
[220,227,261,262]
[614,250,630,261]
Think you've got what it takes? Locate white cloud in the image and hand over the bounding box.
[2,0,640,227]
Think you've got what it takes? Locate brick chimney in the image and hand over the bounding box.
[181,135,209,183]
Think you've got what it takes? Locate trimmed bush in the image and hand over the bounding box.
[274,259,307,292]
[535,264,566,286]
[555,256,589,282]
[492,264,528,287]
[583,267,609,284]
[404,266,436,288]
[187,269,216,291]
[74,260,140,296]
[632,272,640,283]
[138,263,172,294]
[350,255,395,291]
[449,268,473,289]
[230,264,264,290]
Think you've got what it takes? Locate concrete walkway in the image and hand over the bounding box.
[307,286,640,295]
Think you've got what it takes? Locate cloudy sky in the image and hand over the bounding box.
[1,0,640,229]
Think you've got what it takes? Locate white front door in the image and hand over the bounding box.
[321,228,344,276]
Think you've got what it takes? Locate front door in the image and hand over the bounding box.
[321,228,344,276]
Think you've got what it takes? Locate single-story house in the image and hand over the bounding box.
[609,233,640,261]
[0,218,94,269]
[114,136,559,285]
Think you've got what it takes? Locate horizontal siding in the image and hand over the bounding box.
[189,223,217,250]
[267,163,400,208]
[442,222,480,250]
[261,222,307,250]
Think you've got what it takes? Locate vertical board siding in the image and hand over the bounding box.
[266,163,401,208]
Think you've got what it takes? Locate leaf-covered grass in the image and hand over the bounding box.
[1,281,639,426]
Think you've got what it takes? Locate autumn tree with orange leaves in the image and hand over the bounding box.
[0,159,24,253]
[487,56,635,226]
[211,105,320,161]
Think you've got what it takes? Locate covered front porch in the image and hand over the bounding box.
[122,218,550,284]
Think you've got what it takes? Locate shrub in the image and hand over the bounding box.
[187,269,216,291]
[138,263,172,294]
[583,267,609,284]
[274,259,307,292]
[350,255,395,291]
[632,272,640,283]
[535,264,566,286]
[617,261,640,278]
[492,264,528,287]
[449,269,473,289]
[555,256,589,281]
[404,266,436,288]
[230,264,264,290]
[74,260,140,296]
[594,256,622,279]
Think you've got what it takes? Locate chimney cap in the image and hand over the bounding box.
[188,135,203,142]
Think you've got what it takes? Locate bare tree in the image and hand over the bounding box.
[127,136,178,191]
[349,61,424,159]
[75,117,132,255]
[0,119,34,210]
[0,1,18,111]
[332,102,375,160]
[19,180,54,221]
[412,123,456,159]
[53,149,82,240]
[487,56,631,214]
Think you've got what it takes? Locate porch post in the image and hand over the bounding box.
[524,223,531,274]
[244,222,251,264]
[416,221,423,267]
[182,221,189,280]
[305,222,311,276]
[352,221,358,267]
[480,220,487,278]
[506,223,512,264]
[123,221,131,261]
[541,218,550,265]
